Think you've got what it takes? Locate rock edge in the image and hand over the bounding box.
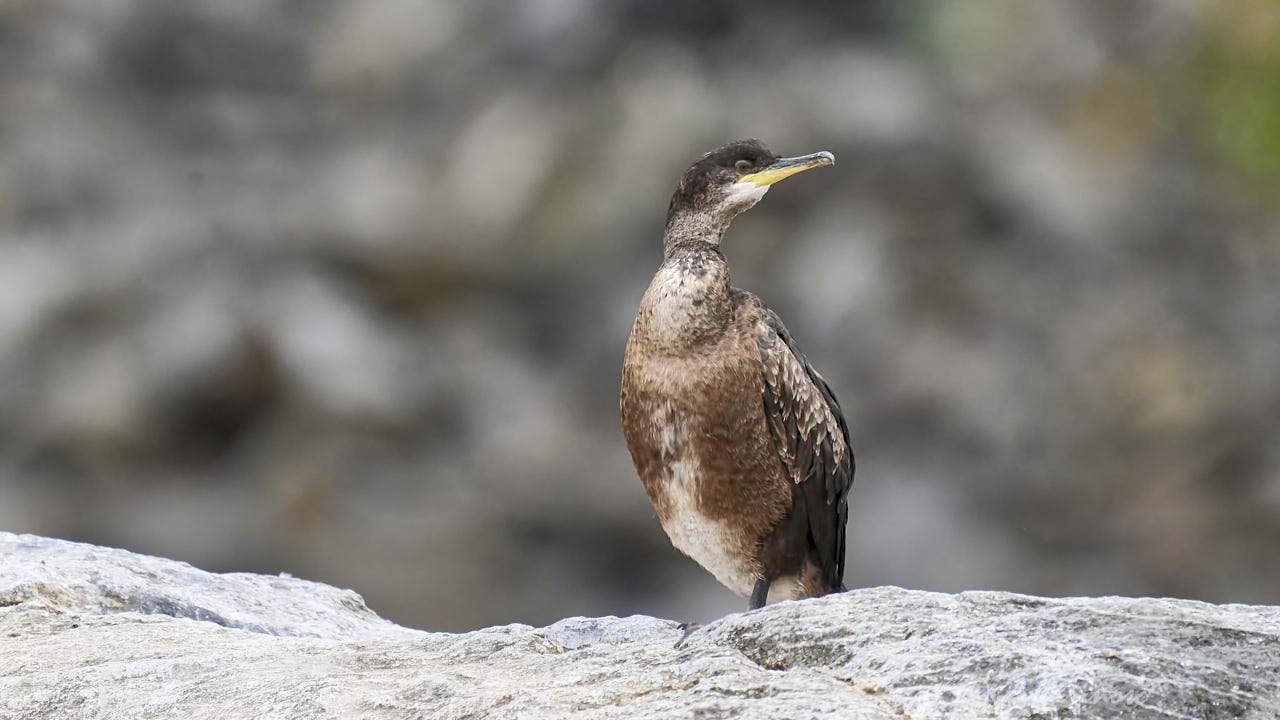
[2,532,1278,719]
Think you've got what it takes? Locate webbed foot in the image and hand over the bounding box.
[674,622,703,649]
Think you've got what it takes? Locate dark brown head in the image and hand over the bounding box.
[665,139,834,240]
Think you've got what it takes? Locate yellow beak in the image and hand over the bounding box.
[736,150,835,187]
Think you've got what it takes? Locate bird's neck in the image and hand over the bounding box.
[637,242,733,352]
[663,210,731,256]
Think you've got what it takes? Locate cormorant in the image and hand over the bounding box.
[621,139,854,611]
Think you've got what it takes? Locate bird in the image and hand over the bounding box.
[620,139,854,613]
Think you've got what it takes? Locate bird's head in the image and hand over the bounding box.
[665,139,834,240]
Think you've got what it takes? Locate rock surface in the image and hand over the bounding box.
[3,532,1278,719]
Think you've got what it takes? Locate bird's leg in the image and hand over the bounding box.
[749,577,771,610]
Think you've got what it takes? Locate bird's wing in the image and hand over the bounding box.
[739,291,854,591]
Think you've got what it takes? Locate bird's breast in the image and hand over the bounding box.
[636,263,731,353]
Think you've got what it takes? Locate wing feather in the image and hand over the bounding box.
[746,294,854,591]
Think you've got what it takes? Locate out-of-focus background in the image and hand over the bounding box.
[2,0,1278,632]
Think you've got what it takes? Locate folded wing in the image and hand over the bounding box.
[746,294,854,592]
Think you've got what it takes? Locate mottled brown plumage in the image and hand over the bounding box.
[620,139,853,609]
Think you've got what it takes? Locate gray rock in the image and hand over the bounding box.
[2,532,1278,719]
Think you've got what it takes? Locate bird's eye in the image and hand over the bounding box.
[734,159,753,172]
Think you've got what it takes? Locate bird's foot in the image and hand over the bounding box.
[674,622,703,649]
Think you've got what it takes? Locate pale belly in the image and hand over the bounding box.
[658,457,759,599]
[658,468,808,604]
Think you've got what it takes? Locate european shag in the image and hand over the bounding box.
[621,139,853,611]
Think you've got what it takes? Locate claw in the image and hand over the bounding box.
[674,622,703,649]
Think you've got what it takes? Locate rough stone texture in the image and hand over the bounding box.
[3,533,1279,719]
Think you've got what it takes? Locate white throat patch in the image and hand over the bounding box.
[726,181,770,206]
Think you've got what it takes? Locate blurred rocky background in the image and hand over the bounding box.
[1,0,1278,631]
